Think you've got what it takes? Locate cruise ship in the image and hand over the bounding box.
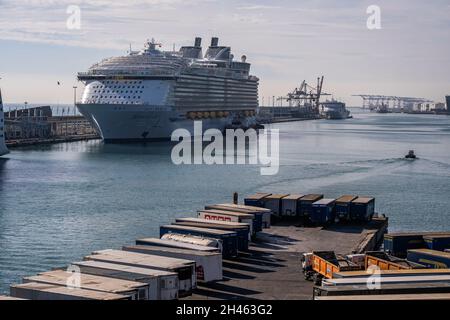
[76,37,259,142]
[0,88,9,156]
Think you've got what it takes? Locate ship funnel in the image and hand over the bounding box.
[211,37,219,47]
[194,37,202,47]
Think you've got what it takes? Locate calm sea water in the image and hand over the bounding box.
[1,109,450,293]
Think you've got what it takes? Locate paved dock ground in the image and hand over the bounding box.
[186,219,387,300]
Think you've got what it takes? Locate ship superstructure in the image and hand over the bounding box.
[76,37,259,142]
[0,88,9,156]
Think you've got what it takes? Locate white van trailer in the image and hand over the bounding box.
[198,209,255,237]
[23,270,149,300]
[161,233,223,252]
[206,203,272,229]
[85,249,196,297]
[10,282,130,300]
[0,295,27,300]
[71,260,178,300]
[136,237,220,253]
[123,245,223,283]
[322,275,450,287]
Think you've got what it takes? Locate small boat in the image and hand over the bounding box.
[405,150,417,159]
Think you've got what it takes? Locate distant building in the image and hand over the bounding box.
[4,106,97,140]
[4,106,52,119]
[446,96,450,110]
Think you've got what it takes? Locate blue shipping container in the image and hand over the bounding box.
[384,233,427,258]
[334,195,358,221]
[244,193,271,208]
[311,199,336,225]
[299,194,324,218]
[160,225,238,258]
[251,212,264,232]
[424,236,450,251]
[407,249,450,269]
[350,197,375,221]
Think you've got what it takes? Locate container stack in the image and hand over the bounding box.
[244,192,376,226]
[5,199,274,300]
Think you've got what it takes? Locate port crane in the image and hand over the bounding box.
[285,76,330,113]
[353,95,432,112]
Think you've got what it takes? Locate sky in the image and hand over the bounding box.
[0,0,449,105]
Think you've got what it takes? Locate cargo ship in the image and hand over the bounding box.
[76,37,259,142]
[321,100,351,120]
[0,88,9,156]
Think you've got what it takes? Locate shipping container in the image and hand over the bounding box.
[244,193,272,207]
[136,237,220,253]
[205,203,271,229]
[10,282,130,300]
[173,217,249,252]
[261,194,289,218]
[384,233,427,258]
[198,209,255,237]
[314,281,450,297]
[333,268,450,279]
[407,249,450,269]
[85,249,196,297]
[71,260,179,300]
[159,225,238,259]
[311,199,336,225]
[383,232,450,258]
[123,245,222,283]
[350,197,375,221]
[365,251,424,270]
[23,270,149,300]
[315,293,450,300]
[335,195,358,221]
[280,194,305,218]
[299,194,324,219]
[322,274,450,287]
[424,235,450,251]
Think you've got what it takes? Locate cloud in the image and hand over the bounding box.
[0,0,216,49]
[237,5,281,10]
[0,0,449,104]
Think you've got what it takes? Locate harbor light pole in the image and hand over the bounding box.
[73,86,77,116]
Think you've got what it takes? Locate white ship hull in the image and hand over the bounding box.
[77,103,256,141]
[1,90,10,156]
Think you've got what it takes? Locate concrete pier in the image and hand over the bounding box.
[185,217,388,300]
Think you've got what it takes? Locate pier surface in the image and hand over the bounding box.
[186,218,388,300]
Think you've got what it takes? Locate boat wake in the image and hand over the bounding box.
[262,157,411,191]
